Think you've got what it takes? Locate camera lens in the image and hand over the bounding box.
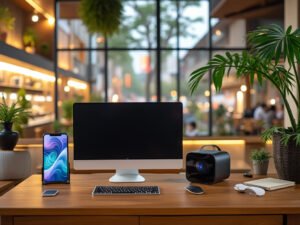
[196,162,204,171]
[195,161,209,175]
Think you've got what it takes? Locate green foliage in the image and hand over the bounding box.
[0,7,15,31]
[90,93,103,102]
[107,1,202,100]
[189,24,300,144]
[62,95,83,120]
[13,89,32,135]
[53,120,73,136]
[23,28,37,47]
[261,126,300,146]
[40,43,50,55]
[214,104,233,136]
[0,96,29,125]
[53,120,61,133]
[79,0,123,36]
[62,100,74,120]
[251,148,271,162]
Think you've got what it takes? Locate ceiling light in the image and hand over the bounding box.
[32,13,39,22]
[48,17,55,25]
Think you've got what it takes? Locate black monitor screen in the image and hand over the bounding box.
[73,103,183,160]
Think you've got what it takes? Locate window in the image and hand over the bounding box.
[55,0,283,136]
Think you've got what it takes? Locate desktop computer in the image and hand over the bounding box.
[73,102,183,183]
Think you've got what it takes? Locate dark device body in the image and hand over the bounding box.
[186,145,230,184]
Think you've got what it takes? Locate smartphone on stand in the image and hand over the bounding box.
[42,133,70,184]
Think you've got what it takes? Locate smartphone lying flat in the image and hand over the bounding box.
[42,133,70,184]
[42,189,59,197]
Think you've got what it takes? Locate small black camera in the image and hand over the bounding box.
[186,145,230,184]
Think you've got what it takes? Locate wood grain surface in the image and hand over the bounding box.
[0,173,299,216]
[140,216,283,225]
[0,181,19,196]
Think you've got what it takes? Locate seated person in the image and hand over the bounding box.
[185,121,199,137]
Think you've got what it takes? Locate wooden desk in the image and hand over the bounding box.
[0,181,19,196]
[0,173,299,225]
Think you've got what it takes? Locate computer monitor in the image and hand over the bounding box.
[73,102,183,182]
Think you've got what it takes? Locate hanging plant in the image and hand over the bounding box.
[79,0,123,37]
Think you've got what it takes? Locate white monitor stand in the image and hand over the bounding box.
[109,169,145,183]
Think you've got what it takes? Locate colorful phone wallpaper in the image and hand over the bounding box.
[43,134,68,182]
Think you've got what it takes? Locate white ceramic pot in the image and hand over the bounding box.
[0,150,31,180]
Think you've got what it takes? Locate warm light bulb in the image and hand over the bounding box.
[32,14,39,22]
[270,98,276,105]
[170,90,177,98]
[240,85,247,92]
[112,94,119,102]
[10,93,17,100]
[48,17,55,25]
[215,29,222,36]
[204,90,210,97]
[64,86,70,92]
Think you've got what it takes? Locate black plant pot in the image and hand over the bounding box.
[273,134,300,183]
[0,123,19,150]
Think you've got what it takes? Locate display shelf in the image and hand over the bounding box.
[0,41,88,82]
[0,85,44,94]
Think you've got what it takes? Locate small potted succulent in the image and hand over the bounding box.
[251,149,271,175]
[0,7,15,42]
[0,97,28,150]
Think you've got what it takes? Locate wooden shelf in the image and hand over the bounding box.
[0,85,44,94]
[0,42,88,82]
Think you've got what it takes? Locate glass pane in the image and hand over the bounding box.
[108,1,156,48]
[58,2,105,49]
[211,19,247,48]
[57,50,104,134]
[58,50,88,81]
[57,2,88,49]
[179,1,209,48]
[180,50,209,136]
[160,1,177,48]
[90,51,105,102]
[161,51,178,101]
[211,50,283,136]
[108,51,156,102]
[211,50,241,136]
[210,19,283,48]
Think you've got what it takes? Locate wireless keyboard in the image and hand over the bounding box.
[92,186,160,195]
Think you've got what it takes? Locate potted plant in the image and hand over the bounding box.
[39,42,50,58]
[79,0,123,37]
[0,97,28,150]
[251,148,271,175]
[62,100,74,122]
[14,89,31,137]
[23,28,37,53]
[0,7,15,42]
[188,24,300,182]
